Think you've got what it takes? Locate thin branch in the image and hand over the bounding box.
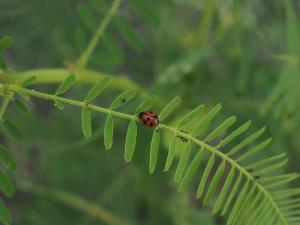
[77,0,122,69]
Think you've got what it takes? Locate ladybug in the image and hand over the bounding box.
[138,111,160,127]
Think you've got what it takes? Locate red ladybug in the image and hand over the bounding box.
[138,111,160,127]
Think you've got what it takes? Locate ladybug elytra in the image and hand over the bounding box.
[138,111,160,127]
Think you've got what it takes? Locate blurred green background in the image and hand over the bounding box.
[1,0,300,224]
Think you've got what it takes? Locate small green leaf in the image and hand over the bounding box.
[81,108,92,138]
[135,95,157,114]
[205,116,237,142]
[247,153,286,170]
[129,0,160,26]
[0,37,12,55]
[213,167,235,214]
[85,76,111,102]
[77,2,97,31]
[227,126,266,155]
[0,199,12,225]
[218,120,251,148]
[196,153,215,198]
[159,96,181,121]
[164,135,177,172]
[13,99,29,115]
[124,120,137,162]
[74,26,87,51]
[254,159,288,176]
[237,138,272,162]
[55,75,76,96]
[115,16,143,53]
[192,103,222,136]
[203,160,226,206]
[3,119,22,139]
[110,90,136,110]
[104,114,113,150]
[149,127,160,174]
[21,76,36,87]
[177,105,205,127]
[175,142,191,182]
[90,0,109,13]
[178,148,205,192]
[0,170,14,197]
[0,145,16,170]
[222,172,242,215]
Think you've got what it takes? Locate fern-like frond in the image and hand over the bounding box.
[1,79,300,225]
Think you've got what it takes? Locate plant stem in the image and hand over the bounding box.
[16,179,133,225]
[77,0,123,69]
[1,84,287,225]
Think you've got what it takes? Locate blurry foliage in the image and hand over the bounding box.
[0,0,300,225]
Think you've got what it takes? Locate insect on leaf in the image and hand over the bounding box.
[159,96,181,121]
[0,199,12,225]
[124,120,137,162]
[110,90,136,110]
[0,170,14,197]
[3,119,22,139]
[81,108,92,138]
[135,95,157,114]
[85,76,111,102]
[149,127,160,174]
[0,145,16,170]
[104,114,113,150]
[55,75,76,96]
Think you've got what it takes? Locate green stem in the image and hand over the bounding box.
[77,0,123,69]
[17,179,133,225]
[1,84,287,225]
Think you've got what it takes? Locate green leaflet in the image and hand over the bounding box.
[124,120,137,162]
[204,116,237,142]
[3,119,22,139]
[135,95,157,114]
[174,142,192,182]
[221,172,242,216]
[196,153,215,199]
[115,16,143,52]
[264,174,299,189]
[164,135,177,172]
[81,108,92,138]
[90,0,109,13]
[254,159,288,176]
[177,105,205,127]
[21,76,36,87]
[159,96,181,121]
[237,138,272,162]
[104,114,113,150]
[217,120,252,148]
[227,179,250,225]
[129,0,159,26]
[0,170,14,197]
[77,2,97,31]
[55,75,76,96]
[110,90,136,110]
[178,148,204,192]
[85,76,111,102]
[0,199,11,225]
[192,103,221,136]
[102,34,124,63]
[149,127,160,174]
[213,167,235,214]
[0,37,12,55]
[203,160,226,206]
[227,127,266,155]
[13,99,29,115]
[74,26,87,52]
[247,153,286,170]
[0,145,16,170]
